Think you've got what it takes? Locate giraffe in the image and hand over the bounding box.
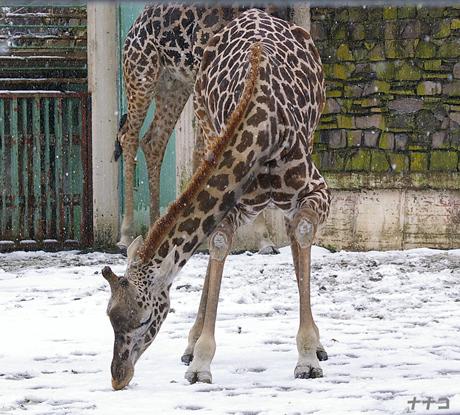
[116,3,286,254]
[102,9,330,390]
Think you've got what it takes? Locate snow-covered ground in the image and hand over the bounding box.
[1,245,459,415]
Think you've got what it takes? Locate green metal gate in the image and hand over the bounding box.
[0,93,92,250]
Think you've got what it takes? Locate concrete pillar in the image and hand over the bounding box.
[87,3,119,246]
[292,5,311,33]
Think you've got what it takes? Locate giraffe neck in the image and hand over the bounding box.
[140,42,264,269]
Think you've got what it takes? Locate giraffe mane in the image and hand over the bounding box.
[139,42,263,263]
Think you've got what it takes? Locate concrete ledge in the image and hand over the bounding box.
[232,180,460,253]
[324,172,460,190]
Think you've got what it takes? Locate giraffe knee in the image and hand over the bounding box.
[293,209,320,248]
[209,228,232,261]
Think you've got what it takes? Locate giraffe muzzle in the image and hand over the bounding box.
[111,359,135,390]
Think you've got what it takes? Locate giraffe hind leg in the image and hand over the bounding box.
[140,75,192,226]
[286,207,326,379]
[117,66,160,250]
[114,113,128,161]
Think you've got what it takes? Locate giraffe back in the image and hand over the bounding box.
[123,4,291,85]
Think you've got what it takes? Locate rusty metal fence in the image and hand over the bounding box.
[0,92,92,250]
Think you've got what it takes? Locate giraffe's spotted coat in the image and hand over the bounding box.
[104,7,330,390]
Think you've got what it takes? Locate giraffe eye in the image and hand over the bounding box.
[118,277,129,288]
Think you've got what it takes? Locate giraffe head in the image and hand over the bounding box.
[102,236,179,390]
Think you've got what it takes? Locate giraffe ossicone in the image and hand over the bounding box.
[103,8,330,390]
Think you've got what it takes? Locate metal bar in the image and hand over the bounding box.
[0,24,87,29]
[0,35,87,40]
[80,93,92,246]
[8,46,87,50]
[43,98,52,238]
[0,99,5,237]
[54,96,64,242]
[67,98,75,241]
[32,96,42,242]
[20,98,28,240]
[0,93,88,98]
[0,78,87,84]
[10,97,19,241]
[1,5,86,8]
[73,98,82,242]
[1,13,87,19]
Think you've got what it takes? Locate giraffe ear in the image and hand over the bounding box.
[127,235,144,264]
[159,245,179,286]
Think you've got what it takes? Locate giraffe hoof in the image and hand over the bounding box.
[185,371,212,384]
[258,246,280,255]
[317,349,328,362]
[181,354,193,366]
[294,365,323,379]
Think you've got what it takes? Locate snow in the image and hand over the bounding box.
[1,246,459,415]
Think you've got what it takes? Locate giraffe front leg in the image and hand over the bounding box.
[181,262,211,365]
[287,208,324,379]
[185,222,233,384]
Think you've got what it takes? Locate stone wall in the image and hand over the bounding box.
[308,6,460,251]
[311,5,460,176]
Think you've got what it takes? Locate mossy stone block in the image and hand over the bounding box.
[423,60,442,71]
[337,114,355,129]
[410,152,429,171]
[398,6,417,19]
[385,41,409,59]
[352,24,365,41]
[379,132,395,150]
[323,64,333,78]
[383,6,397,19]
[376,61,396,80]
[452,18,460,30]
[320,152,345,171]
[439,39,460,58]
[384,22,397,40]
[334,63,356,80]
[396,62,423,81]
[368,8,383,21]
[337,44,355,61]
[371,151,391,171]
[417,81,442,95]
[364,80,391,95]
[389,154,410,172]
[349,8,366,22]
[333,24,347,40]
[415,41,436,59]
[432,20,451,38]
[443,81,460,96]
[311,153,321,167]
[347,149,372,171]
[344,84,364,98]
[336,8,349,22]
[366,22,384,40]
[313,131,321,144]
[428,8,446,18]
[430,151,459,171]
[348,130,362,147]
[369,44,385,61]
